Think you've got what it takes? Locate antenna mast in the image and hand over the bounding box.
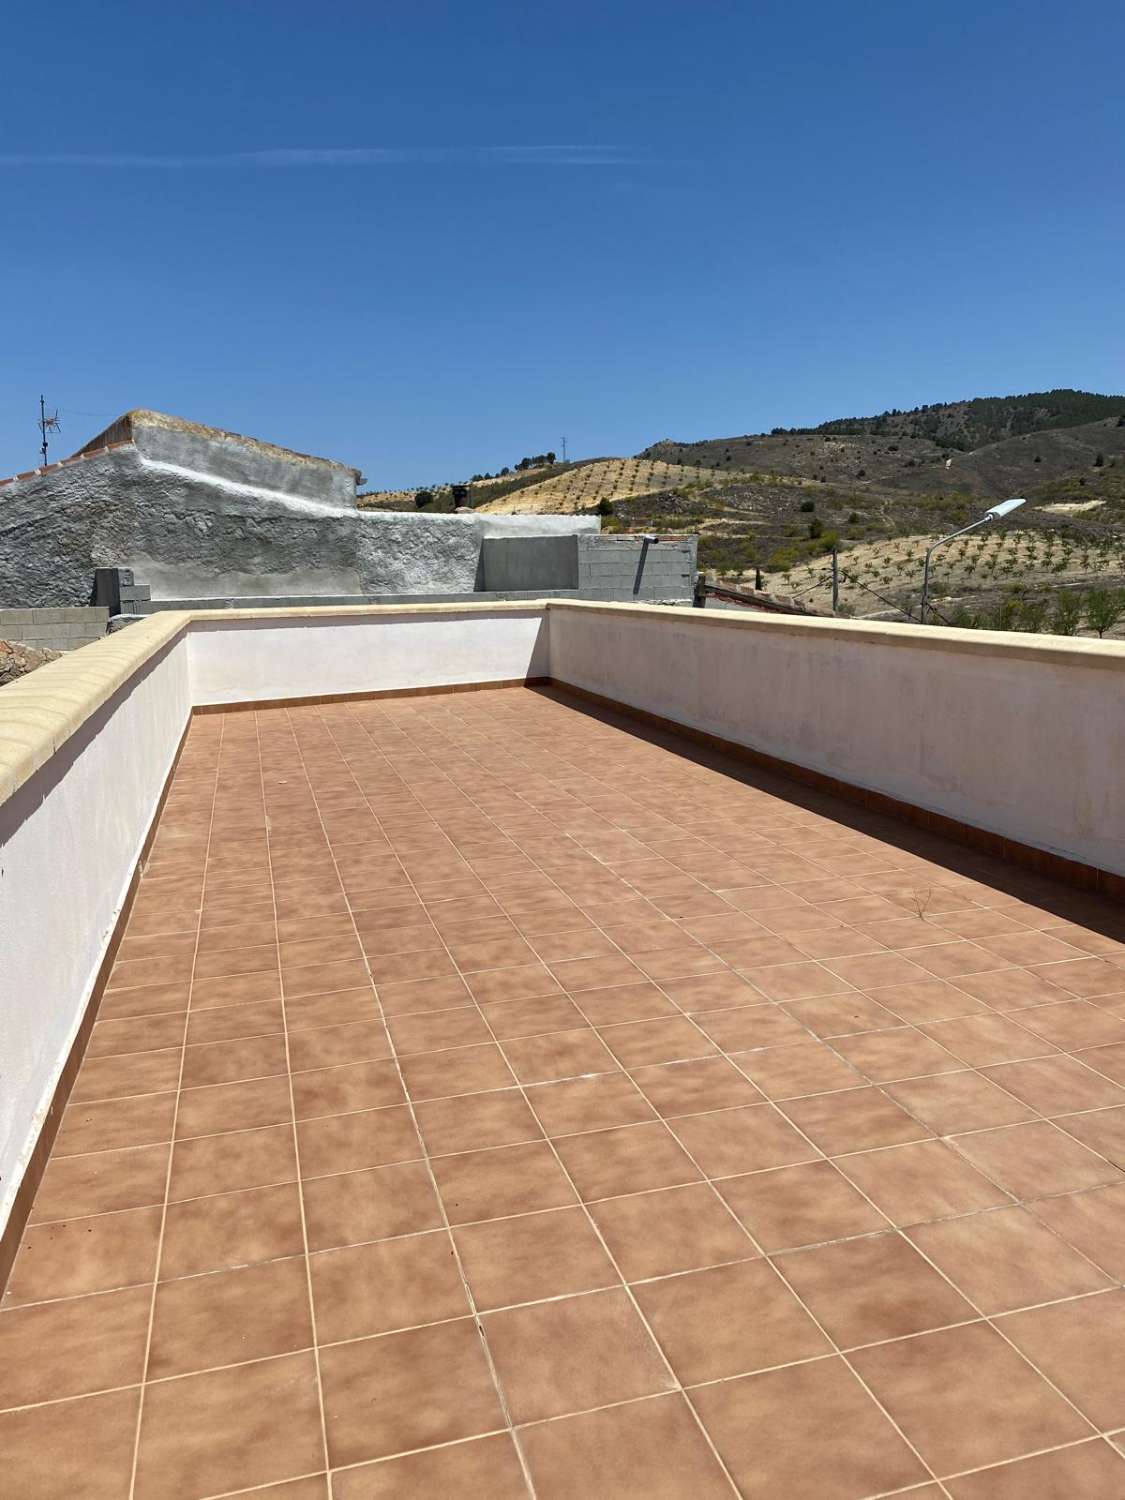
[38,396,61,467]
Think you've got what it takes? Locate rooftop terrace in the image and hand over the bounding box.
[3,603,1125,1497]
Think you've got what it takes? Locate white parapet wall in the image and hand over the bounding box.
[547,602,1125,880]
[187,605,551,705]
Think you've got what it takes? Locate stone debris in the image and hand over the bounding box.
[0,638,61,687]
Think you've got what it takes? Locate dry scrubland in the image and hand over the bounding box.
[475,458,760,514]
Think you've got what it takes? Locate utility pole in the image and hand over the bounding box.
[561,435,567,463]
[831,549,839,613]
[38,396,61,467]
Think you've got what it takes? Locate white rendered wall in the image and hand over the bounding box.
[548,605,1125,878]
[187,608,550,706]
[0,638,191,1231]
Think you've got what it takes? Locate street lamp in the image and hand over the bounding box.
[920,497,1026,624]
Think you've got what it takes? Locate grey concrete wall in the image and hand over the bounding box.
[576,535,697,602]
[0,448,605,608]
[131,423,357,508]
[481,536,579,592]
[0,606,109,651]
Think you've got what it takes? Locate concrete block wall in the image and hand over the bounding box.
[0,607,109,652]
[576,534,697,602]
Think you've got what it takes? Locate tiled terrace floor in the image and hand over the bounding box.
[6,687,1125,1498]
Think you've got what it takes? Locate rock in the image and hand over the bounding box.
[0,638,62,687]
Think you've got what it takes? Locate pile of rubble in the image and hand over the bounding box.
[0,638,61,687]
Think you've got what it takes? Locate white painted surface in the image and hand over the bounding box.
[548,604,1125,878]
[187,608,550,705]
[0,638,191,1232]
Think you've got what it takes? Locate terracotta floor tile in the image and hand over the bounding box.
[909,1203,1111,1314]
[29,1141,170,1222]
[952,967,1072,1011]
[148,1256,313,1378]
[0,1285,150,1409]
[333,1434,527,1500]
[4,1205,162,1307]
[1018,1000,1125,1050]
[717,934,806,967]
[571,980,680,1027]
[589,1182,753,1280]
[302,1161,442,1251]
[735,1039,865,1099]
[670,1101,817,1176]
[71,1046,183,1103]
[520,1392,734,1500]
[1078,1040,1125,1085]
[310,1230,467,1342]
[191,970,281,1008]
[387,1006,493,1055]
[690,1356,927,1499]
[167,1122,295,1201]
[1028,1182,1125,1278]
[525,1071,657,1136]
[415,1087,542,1154]
[135,1351,323,1500]
[921,1012,1051,1067]
[598,1016,717,1068]
[399,1040,516,1100]
[1,1387,141,1500]
[783,990,902,1037]
[635,1256,829,1384]
[160,1181,304,1279]
[778,1229,973,1346]
[296,1105,422,1177]
[886,1070,1034,1133]
[466,963,564,1007]
[695,1003,809,1051]
[549,954,645,992]
[1031,956,1125,997]
[944,1440,1125,1499]
[850,1322,1090,1476]
[554,1120,702,1200]
[659,969,763,1011]
[184,998,284,1046]
[53,1090,177,1159]
[291,1059,404,1118]
[376,974,472,1017]
[718,1160,889,1250]
[781,1085,932,1155]
[824,951,932,990]
[181,1032,288,1089]
[951,1120,1123,1198]
[364,947,456,985]
[284,987,378,1030]
[453,1206,618,1310]
[287,1020,390,1072]
[838,1139,1010,1225]
[432,1140,578,1223]
[175,1074,292,1138]
[630,1056,762,1117]
[485,1287,673,1422]
[320,1319,503,1466]
[903,940,1008,980]
[999,1289,1125,1429]
[87,1011,188,1059]
[872,977,989,1025]
[983,1054,1125,1116]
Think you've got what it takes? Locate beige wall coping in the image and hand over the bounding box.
[546,599,1125,670]
[3,596,1124,807]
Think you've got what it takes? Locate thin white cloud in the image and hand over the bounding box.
[0,145,637,168]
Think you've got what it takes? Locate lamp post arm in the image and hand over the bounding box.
[921,516,991,623]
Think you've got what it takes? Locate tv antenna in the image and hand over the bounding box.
[38,396,61,467]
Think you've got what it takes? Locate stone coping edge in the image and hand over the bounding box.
[3,596,1124,807]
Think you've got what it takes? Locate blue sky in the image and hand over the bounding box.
[2,1,1122,489]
